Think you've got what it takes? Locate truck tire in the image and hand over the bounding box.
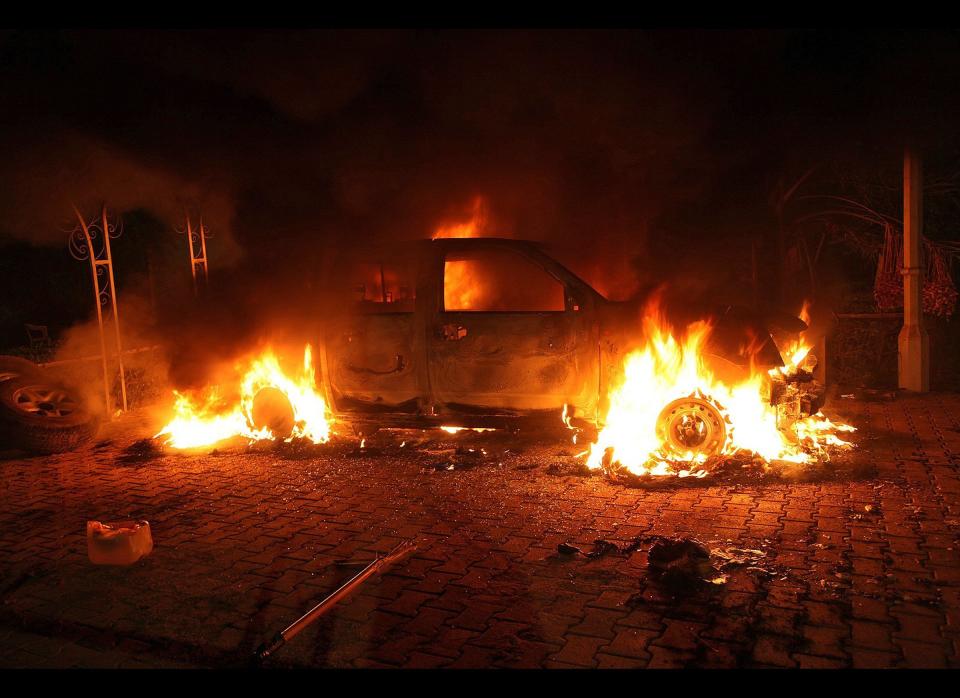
[0,376,100,454]
[0,355,44,383]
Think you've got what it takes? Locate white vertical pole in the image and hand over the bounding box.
[199,217,209,286]
[101,206,128,412]
[186,215,198,296]
[73,207,112,414]
[898,147,929,392]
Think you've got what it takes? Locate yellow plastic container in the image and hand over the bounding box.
[86,520,154,565]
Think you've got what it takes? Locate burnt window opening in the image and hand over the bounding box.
[443,248,566,312]
[339,256,417,314]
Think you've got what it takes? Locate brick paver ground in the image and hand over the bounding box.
[1,393,959,668]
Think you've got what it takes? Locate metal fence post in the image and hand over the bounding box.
[69,205,128,415]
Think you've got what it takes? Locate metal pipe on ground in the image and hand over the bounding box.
[253,540,417,664]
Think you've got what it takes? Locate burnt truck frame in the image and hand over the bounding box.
[312,238,819,438]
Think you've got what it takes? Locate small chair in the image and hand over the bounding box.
[25,324,51,361]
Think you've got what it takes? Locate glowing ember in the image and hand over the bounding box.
[439,426,497,433]
[580,302,854,477]
[156,345,332,449]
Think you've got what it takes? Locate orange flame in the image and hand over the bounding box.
[778,301,814,374]
[432,196,488,239]
[435,196,490,310]
[439,426,497,433]
[579,301,853,477]
[155,344,332,449]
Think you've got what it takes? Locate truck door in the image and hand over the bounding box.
[427,244,596,414]
[324,249,421,411]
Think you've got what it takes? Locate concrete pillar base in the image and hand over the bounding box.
[898,323,930,392]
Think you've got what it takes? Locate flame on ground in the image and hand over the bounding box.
[439,426,497,434]
[579,302,854,477]
[155,345,332,449]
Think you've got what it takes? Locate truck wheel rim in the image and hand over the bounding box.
[12,385,78,418]
[656,396,727,458]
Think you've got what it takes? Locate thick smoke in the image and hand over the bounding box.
[0,30,737,289]
[2,29,959,390]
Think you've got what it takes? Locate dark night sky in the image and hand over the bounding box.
[1,28,959,334]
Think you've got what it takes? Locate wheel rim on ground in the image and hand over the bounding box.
[12,385,79,418]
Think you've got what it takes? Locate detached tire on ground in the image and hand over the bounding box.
[0,375,100,454]
[0,355,44,383]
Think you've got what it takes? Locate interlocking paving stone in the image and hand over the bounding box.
[0,394,959,667]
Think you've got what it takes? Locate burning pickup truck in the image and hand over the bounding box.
[314,238,849,473]
[158,237,853,476]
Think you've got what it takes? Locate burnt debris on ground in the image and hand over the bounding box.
[0,393,956,668]
[145,422,868,489]
[115,438,166,465]
[556,533,785,598]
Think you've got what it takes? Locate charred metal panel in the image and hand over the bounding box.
[327,314,419,407]
[768,370,826,427]
[428,311,597,412]
[595,300,639,424]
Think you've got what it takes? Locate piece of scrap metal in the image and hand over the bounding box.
[253,540,417,663]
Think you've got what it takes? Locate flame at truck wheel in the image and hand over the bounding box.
[155,344,332,449]
[577,302,854,477]
[656,396,728,459]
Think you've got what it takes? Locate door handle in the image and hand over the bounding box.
[438,323,468,341]
[347,354,406,375]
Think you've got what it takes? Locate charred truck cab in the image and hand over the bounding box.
[314,238,823,441]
